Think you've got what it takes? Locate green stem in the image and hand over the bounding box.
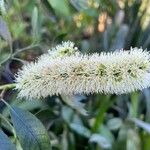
[12,44,39,57]
[0,44,39,65]
[129,92,139,118]
[92,95,116,132]
[0,83,16,91]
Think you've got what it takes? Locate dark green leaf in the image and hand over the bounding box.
[70,0,89,11]
[0,130,16,150]
[10,107,51,150]
[54,32,67,43]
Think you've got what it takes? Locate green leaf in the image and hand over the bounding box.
[70,123,91,138]
[114,125,128,150]
[10,107,51,150]
[0,130,17,150]
[61,95,87,116]
[142,133,150,150]
[31,6,39,42]
[99,125,114,146]
[70,0,89,11]
[132,118,150,134]
[107,118,123,131]
[0,16,12,48]
[53,32,67,43]
[0,0,6,15]
[62,106,74,124]
[2,98,47,117]
[89,134,112,149]
[114,123,138,150]
[47,0,70,16]
[127,129,141,150]
[0,50,10,65]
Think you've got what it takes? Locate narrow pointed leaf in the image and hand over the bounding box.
[132,118,150,134]
[0,17,12,48]
[31,6,39,41]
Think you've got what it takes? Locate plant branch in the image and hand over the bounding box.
[12,44,40,57]
[0,83,16,91]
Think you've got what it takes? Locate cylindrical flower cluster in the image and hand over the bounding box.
[15,42,150,99]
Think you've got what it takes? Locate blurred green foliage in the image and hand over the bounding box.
[0,0,150,150]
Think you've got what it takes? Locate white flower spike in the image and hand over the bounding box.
[15,46,150,100]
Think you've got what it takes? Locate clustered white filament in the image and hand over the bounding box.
[15,41,150,99]
[48,41,80,58]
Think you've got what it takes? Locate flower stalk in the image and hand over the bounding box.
[0,83,16,91]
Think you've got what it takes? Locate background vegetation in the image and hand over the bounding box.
[0,0,150,150]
